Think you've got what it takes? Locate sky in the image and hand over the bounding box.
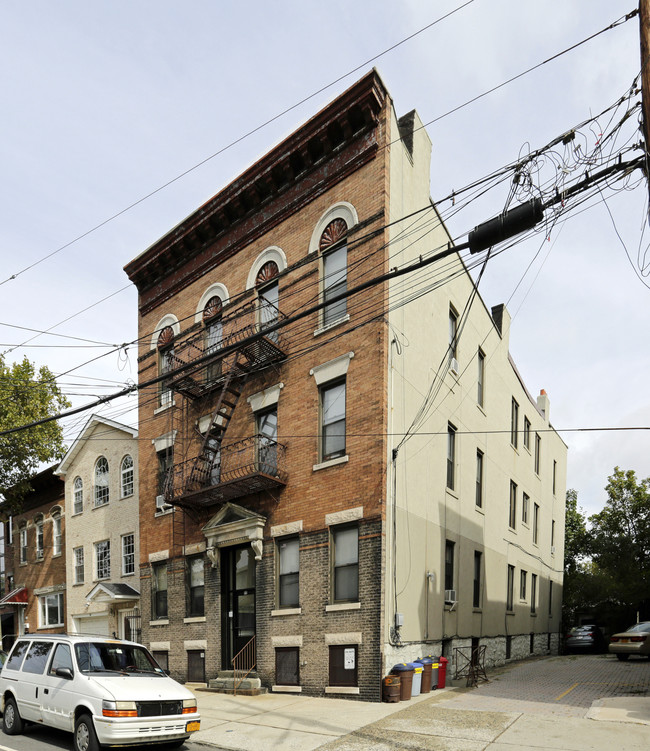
[1,0,648,518]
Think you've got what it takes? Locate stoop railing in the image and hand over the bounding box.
[232,635,256,696]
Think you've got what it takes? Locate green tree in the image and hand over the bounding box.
[589,467,650,624]
[0,354,70,509]
[562,489,594,629]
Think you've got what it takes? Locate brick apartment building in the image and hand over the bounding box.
[0,467,65,649]
[124,70,567,700]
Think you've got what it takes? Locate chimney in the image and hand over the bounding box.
[537,389,550,422]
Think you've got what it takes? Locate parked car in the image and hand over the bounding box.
[0,633,200,750]
[564,624,606,653]
[608,621,650,661]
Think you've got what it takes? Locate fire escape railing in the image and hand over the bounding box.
[166,435,287,506]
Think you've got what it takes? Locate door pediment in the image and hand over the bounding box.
[202,502,266,564]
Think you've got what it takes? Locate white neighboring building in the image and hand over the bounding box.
[55,416,140,639]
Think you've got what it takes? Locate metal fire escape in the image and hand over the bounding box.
[163,298,288,512]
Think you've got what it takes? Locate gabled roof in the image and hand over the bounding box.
[85,582,140,603]
[55,414,138,478]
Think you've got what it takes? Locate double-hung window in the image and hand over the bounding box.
[277,537,299,609]
[52,514,62,556]
[122,533,135,576]
[73,476,83,514]
[157,325,175,407]
[19,527,28,564]
[473,551,482,608]
[520,570,527,600]
[446,424,456,490]
[332,525,358,603]
[257,408,278,473]
[320,219,348,327]
[35,518,44,559]
[477,349,485,406]
[531,574,537,614]
[186,556,204,617]
[95,540,110,580]
[74,546,85,584]
[523,417,531,450]
[511,398,519,448]
[506,565,515,611]
[508,481,517,529]
[475,450,484,508]
[320,380,346,462]
[203,296,223,382]
[152,562,168,620]
[522,492,530,525]
[445,540,455,592]
[257,263,280,342]
[449,307,458,362]
[533,503,540,544]
[534,433,541,474]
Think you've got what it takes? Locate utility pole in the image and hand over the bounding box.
[640,1,650,153]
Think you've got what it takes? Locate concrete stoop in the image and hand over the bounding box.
[207,670,267,696]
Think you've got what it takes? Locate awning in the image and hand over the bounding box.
[0,587,28,606]
[85,582,140,604]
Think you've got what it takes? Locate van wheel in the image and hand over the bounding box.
[2,696,24,735]
[74,714,100,751]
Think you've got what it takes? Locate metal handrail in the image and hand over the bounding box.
[232,635,256,696]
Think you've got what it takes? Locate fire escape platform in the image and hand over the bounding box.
[173,467,287,509]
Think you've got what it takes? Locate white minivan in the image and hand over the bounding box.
[0,634,200,751]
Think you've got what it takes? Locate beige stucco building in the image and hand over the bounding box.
[55,416,140,639]
[385,107,567,668]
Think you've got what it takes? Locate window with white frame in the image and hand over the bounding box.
[332,525,358,603]
[157,325,175,407]
[39,592,64,627]
[35,517,44,559]
[95,540,110,580]
[320,219,348,327]
[277,536,299,608]
[52,513,62,556]
[533,503,540,544]
[121,455,134,498]
[320,380,346,462]
[74,546,84,584]
[94,456,109,506]
[19,527,27,564]
[475,449,484,508]
[256,262,280,341]
[73,476,83,514]
[511,398,519,448]
[203,296,223,382]
[122,533,135,576]
[446,424,456,490]
[509,481,517,529]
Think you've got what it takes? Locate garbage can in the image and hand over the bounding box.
[438,656,448,689]
[427,655,439,689]
[411,661,423,696]
[391,663,415,701]
[382,674,401,703]
[418,657,433,693]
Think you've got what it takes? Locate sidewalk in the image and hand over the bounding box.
[189,656,650,751]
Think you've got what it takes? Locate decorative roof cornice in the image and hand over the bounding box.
[124,70,388,313]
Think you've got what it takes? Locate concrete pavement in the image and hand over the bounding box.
[188,655,650,750]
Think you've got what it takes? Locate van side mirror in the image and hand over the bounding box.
[55,667,74,680]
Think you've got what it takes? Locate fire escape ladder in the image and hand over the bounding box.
[186,352,250,493]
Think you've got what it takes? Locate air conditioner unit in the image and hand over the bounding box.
[450,358,459,376]
[444,589,457,603]
[156,495,171,512]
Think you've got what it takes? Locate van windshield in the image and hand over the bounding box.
[75,642,165,675]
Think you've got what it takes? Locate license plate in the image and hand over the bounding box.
[621,638,629,643]
[186,721,201,733]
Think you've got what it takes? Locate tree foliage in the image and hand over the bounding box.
[589,467,650,620]
[0,354,70,510]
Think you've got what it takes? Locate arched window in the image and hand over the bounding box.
[203,296,223,382]
[157,326,175,407]
[320,218,348,327]
[121,455,134,498]
[73,476,83,514]
[256,261,279,341]
[94,456,110,507]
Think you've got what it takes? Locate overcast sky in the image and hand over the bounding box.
[1,0,648,517]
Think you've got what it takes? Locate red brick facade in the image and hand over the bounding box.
[125,71,394,699]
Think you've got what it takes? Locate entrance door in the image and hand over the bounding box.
[222,544,256,668]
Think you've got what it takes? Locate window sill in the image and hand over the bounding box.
[38,623,63,630]
[530,612,537,617]
[472,608,482,614]
[313,314,350,337]
[475,505,484,515]
[184,616,206,624]
[73,582,85,587]
[155,507,174,517]
[506,610,515,616]
[326,602,360,613]
[72,511,84,517]
[325,686,359,695]
[92,503,110,511]
[272,685,302,693]
[154,401,175,415]
[477,403,486,416]
[150,619,169,627]
[271,608,302,617]
[445,488,459,500]
[313,455,349,472]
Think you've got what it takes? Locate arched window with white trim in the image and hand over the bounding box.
[157,325,175,407]
[256,261,280,341]
[121,455,134,498]
[94,456,110,507]
[73,476,83,514]
[203,295,223,382]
